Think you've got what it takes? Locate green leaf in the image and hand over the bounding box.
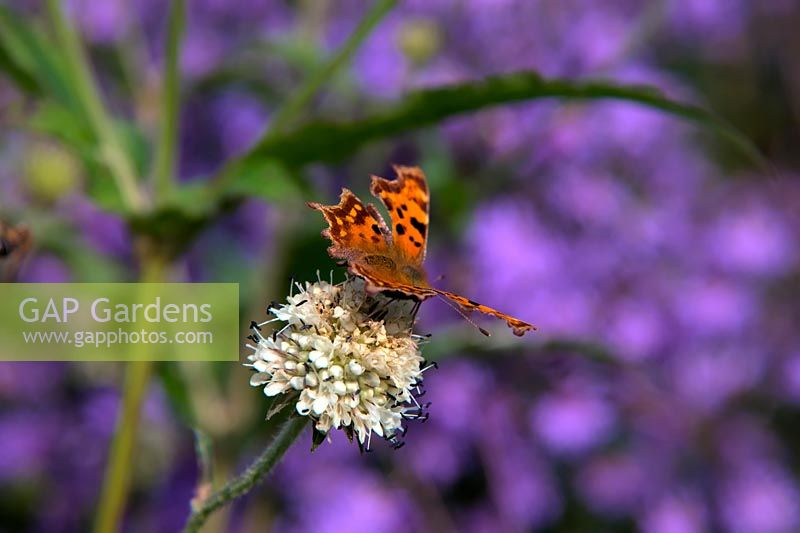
[27,101,94,149]
[122,160,305,259]
[0,35,40,94]
[0,5,76,107]
[235,71,766,171]
[219,160,306,202]
[2,3,145,212]
[153,0,186,200]
[26,104,143,213]
[45,0,144,210]
[116,119,152,179]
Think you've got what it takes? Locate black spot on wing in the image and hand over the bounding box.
[395,207,405,219]
[395,224,406,235]
[409,216,427,238]
[371,224,382,235]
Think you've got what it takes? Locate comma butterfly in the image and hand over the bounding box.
[308,166,536,336]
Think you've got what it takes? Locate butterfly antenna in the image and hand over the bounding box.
[434,294,491,337]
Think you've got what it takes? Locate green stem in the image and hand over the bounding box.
[93,252,167,533]
[93,360,153,533]
[182,417,308,533]
[45,0,144,210]
[153,0,186,201]
[269,0,397,133]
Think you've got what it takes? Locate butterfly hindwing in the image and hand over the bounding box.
[370,165,430,265]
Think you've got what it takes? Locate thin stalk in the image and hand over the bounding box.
[269,0,397,133]
[93,253,168,533]
[93,360,153,533]
[153,0,186,201]
[45,0,144,210]
[182,416,308,533]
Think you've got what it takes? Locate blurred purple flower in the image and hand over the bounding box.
[640,491,709,533]
[213,93,269,157]
[719,466,800,533]
[0,412,57,482]
[670,348,764,413]
[467,201,575,327]
[402,363,485,484]
[459,505,505,533]
[578,450,656,515]
[668,0,749,45]
[671,278,756,337]
[276,463,419,533]
[352,16,408,100]
[547,169,631,227]
[0,363,65,402]
[480,397,562,530]
[778,353,800,403]
[67,0,127,44]
[605,299,667,361]
[707,203,796,277]
[531,385,616,456]
[181,26,225,79]
[422,359,493,436]
[405,429,469,486]
[69,198,132,259]
[18,255,72,282]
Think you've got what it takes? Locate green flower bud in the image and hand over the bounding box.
[398,18,442,67]
[23,142,81,203]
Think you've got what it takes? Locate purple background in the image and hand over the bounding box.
[1,1,800,532]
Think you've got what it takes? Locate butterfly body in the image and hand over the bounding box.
[308,166,535,336]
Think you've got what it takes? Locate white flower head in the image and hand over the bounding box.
[245,276,432,450]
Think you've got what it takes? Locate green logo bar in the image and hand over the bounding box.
[0,283,239,361]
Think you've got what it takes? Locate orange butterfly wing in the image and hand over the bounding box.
[307,188,428,295]
[370,165,430,265]
[307,188,392,261]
